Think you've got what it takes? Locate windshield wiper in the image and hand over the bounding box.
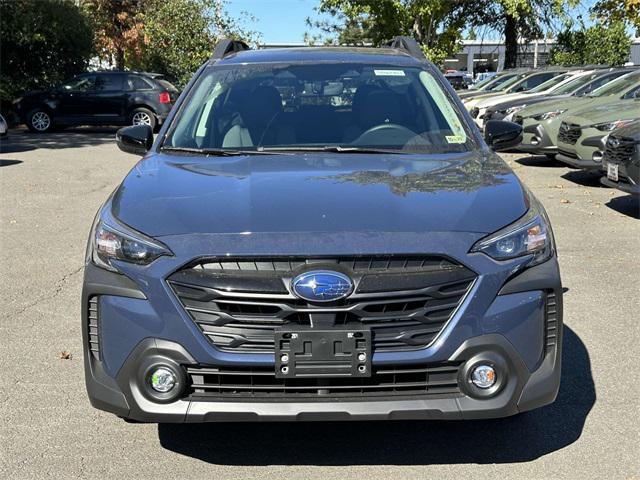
[161,146,284,156]
[259,146,407,154]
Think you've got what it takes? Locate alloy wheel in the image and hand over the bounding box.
[31,111,51,131]
[132,112,152,126]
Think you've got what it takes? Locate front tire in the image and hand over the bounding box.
[26,109,53,133]
[129,107,156,130]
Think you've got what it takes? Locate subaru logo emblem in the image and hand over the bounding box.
[291,270,353,302]
[609,137,620,148]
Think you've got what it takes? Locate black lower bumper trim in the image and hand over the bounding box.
[85,330,561,422]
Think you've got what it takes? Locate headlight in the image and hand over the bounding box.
[505,105,526,115]
[532,109,567,121]
[593,118,638,132]
[470,193,554,266]
[88,207,172,271]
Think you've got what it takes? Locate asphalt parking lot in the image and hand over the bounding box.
[1,128,638,480]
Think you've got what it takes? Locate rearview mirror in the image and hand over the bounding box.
[116,125,153,156]
[484,120,522,151]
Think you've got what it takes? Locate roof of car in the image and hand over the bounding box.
[214,46,426,66]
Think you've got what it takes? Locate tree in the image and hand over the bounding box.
[593,0,640,32]
[138,0,260,88]
[468,0,579,69]
[306,0,475,67]
[549,20,631,66]
[0,0,93,104]
[81,0,145,69]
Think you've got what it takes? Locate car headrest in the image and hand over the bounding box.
[242,85,283,127]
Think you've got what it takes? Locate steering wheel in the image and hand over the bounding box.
[352,123,417,146]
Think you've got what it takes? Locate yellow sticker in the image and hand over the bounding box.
[446,135,465,144]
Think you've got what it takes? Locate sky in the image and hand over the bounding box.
[225,0,601,45]
[226,0,322,44]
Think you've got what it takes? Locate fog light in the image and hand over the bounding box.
[149,367,176,393]
[471,364,496,389]
[592,151,603,163]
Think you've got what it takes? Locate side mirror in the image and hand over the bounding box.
[116,125,153,156]
[484,120,522,151]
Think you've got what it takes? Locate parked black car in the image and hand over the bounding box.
[14,71,178,132]
[600,119,640,196]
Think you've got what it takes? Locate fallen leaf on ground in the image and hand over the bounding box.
[560,199,571,204]
[59,351,72,360]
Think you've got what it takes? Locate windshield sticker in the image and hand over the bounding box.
[419,71,467,143]
[374,69,406,77]
[446,135,466,144]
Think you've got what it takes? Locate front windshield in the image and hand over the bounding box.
[165,63,474,154]
[588,72,640,97]
[485,73,517,91]
[495,73,527,91]
[527,73,572,93]
[551,73,597,95]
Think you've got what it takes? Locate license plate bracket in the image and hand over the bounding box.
[607,162,619,181]
[275,328,371,378]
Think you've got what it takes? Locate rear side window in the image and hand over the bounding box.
[95,75,123,91]
[127,75,155,91]
[61,75,96,92]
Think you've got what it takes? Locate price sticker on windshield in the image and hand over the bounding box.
[374,69,406,77]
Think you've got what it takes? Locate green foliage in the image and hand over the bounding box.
[592,0,640,31]
[308,0,473,67]
[136,0,216,88]
[549,21,631,66]
[143,0,259,87]
[0,0,93,103]
[467,0,579,68]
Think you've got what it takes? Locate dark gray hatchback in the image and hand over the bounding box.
[82,38,563,423]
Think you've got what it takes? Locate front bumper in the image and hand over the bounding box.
[556,131,606,170]
[83,250,564,422]
[518,121,558,155]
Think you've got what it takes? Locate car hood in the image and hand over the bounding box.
[475,92,533,109]
[111,151,527,238]
[489,94,568,112]
[520,95,604,118]
[569,100,640,124]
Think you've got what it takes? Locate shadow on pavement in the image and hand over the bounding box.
[0,159,23,167]
[605,195,639,219]
[158,327,594,466]
[0,127,117,153]
[514,155,565,168]
[561,170,606,188]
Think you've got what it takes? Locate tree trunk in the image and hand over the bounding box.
[115,47,125,70]
[504,14,518,69]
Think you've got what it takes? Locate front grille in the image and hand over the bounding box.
[88,296,100,359]
[186,363,462,400]
[168,256,476,353]
[558,122,581,145]
[604,135,636,164]
[545,292,558,353]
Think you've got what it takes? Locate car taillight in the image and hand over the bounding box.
[159,91,171,104]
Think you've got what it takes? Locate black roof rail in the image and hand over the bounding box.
[383,36,426,60]
[210,39,250,61]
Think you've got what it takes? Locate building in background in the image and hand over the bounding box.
[264,39,640,78]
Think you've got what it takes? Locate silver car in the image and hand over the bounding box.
[0,114,7,137]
